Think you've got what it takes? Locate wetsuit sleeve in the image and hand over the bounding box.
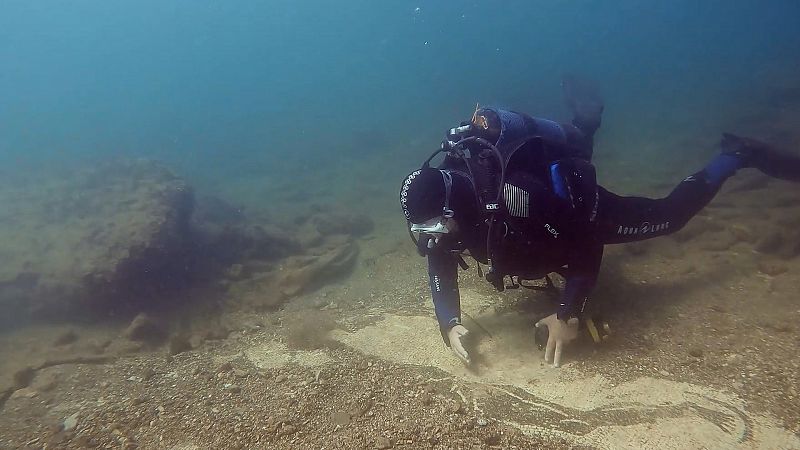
[560,243,603,320]
[548,157,603,320]
[427,250,461,344]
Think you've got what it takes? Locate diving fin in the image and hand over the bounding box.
[561,74,604,136]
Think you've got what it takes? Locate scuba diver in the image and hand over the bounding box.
[400,78,800,367]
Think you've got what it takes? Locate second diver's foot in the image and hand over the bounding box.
[720,133,800,182]
[562,74,604,135]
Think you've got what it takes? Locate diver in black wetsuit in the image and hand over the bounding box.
[399,82,800,367]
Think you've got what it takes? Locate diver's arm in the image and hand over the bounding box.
[427,250,462,344]
[559,243,603,320]
[535,242,602,367]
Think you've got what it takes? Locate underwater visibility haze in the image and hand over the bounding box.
[1,1,800,448]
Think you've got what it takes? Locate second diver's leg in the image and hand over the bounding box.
[562,74,604,153]
[595,153,742,244]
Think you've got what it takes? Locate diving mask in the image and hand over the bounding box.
[410,211,454,235]
[410,210,455,251]
[406,169,459,255]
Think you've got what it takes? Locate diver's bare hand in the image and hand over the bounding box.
[535,314,579,367]
[447,325,471,364]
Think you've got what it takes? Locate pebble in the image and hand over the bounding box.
[376,436,393,449]
[217,362,233,373]
[275,374,287,383]
[688,348,704,358]
[141,368,156,381]
[419,393,433,405]
[63,413,79,432]
[448,401,464,414]
[224,384,241,394]
[476,417,488,427]
[483,433,502,446]
[280,424,298,436]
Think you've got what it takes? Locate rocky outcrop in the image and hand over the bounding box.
[224,214,365,311]
[0,159,194,320]
[0,160,372,321]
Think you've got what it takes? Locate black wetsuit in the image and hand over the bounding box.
[425,110,777,337]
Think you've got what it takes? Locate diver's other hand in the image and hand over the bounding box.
[447,325,471,364]
[535,314,579,368]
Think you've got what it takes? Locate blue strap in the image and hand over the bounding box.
[550,162,570,202]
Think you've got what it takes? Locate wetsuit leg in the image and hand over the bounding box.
[595,157,733,245]
[562,74,604,147]
[561,123,595,161]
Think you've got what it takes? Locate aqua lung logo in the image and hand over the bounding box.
[545,223,559,238]
[400,170,421,219]
[616,221,670,236]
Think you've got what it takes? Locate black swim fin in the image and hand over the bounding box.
[720,133,800,182]
[562,74,604,137]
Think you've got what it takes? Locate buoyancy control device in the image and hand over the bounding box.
[413,105,591,290]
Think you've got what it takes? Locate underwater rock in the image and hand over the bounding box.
[276,235,358,298]
[53,330,79,346]
[168,334,192,355]
[688,347,704,358]
[758,260,788,276]
[293,208,374,249]
[63,412,79,432]
[228,233,359,310]
[12,366,36,389]
[755,231,785,255]
[124,313,168,344]
[0,159,194,319]
[192,222,300,270]
[375,437,393,449]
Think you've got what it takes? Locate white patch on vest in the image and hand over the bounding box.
[503,183,529,218]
